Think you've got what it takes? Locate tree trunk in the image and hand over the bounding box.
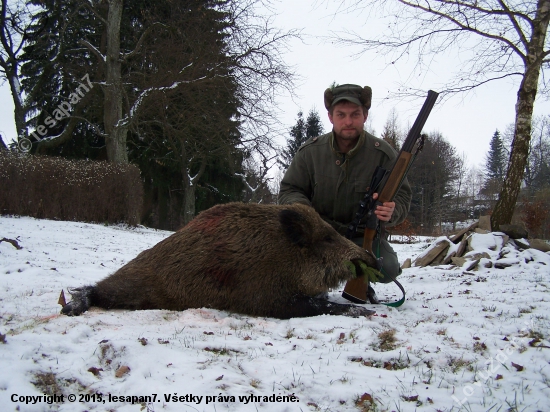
[157,186,169,230]
[491,0,550,231]
[181,156,207,225]
[104,0,128,164]
[183,184,196,225]
[8,75,26,143]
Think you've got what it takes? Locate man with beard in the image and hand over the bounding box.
[278,84,412,303]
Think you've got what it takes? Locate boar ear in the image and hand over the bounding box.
[279,209,313,247]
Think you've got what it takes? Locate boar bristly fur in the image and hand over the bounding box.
[62,202,377,319]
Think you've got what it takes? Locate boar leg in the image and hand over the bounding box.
[272,294,375,319]
[60,286,95,316]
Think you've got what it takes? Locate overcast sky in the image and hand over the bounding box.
[1,0,549,170]
[270,0,550,169]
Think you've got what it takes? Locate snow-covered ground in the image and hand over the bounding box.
[1,215,549,412]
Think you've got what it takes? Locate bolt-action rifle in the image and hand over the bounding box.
[342,90,439,306]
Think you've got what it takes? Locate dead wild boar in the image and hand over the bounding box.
[61,202,377,318]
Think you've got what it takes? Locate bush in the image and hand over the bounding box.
[386,219,418,243]
[521,199,549,239]
[0,152,143,225]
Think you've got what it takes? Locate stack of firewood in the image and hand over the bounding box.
[401,219,550,270]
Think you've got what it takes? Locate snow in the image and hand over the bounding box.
[1,216,550,412]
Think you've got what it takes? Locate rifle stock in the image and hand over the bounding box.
[342,90,439,304]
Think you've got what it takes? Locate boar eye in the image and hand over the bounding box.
[323,235,334,243]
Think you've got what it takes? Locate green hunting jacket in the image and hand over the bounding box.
[278,131,412,236]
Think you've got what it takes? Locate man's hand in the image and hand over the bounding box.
[372,193,395,222]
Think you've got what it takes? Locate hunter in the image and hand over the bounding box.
[278,83,412,303]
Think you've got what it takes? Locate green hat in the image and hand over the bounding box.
[324,84,372,111]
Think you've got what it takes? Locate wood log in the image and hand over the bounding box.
[456,236,469,257]
[451,257,467,267]
[478,215,491,231]
[449,222,478,244]
[430,245,451,266]
[465,258,481,271]
[414,239,450,267]
[442,251,456,265]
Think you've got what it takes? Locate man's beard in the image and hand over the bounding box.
[334,128,362,141]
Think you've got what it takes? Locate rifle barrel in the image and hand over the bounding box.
[401,90,439,152]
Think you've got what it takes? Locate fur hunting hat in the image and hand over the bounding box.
[324,84,372,111]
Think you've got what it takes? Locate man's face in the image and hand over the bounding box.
[328,101,368,141]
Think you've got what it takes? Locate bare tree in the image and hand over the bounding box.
[225,0,297,157]
[332,0,550,230]
[406,131,461,233]
[0,0,28,143]
[43,0,193,164]
[1,0,100,152]
[0,0,32,144]
[380,107,401,150]
[13,0,295,169]
[238,151,277,204]
[452,152,468,230]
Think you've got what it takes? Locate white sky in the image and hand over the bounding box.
[270,0,550,169]
[1,0,549,170]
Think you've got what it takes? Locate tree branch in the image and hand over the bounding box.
[78,39,106,64]
[79,0,107,26]
[397,0,527,61]
[121,22,168,61]
[497,0,530,50]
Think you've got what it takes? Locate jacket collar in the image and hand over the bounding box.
[330,130,366,159]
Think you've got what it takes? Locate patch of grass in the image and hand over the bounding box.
[447,355,474,373]
[371,329,398,352]
[401,394,422,406]
[517,344,528,354]
[482,304,497,312]
[528,330,544,340]
[203,346,242,356]
[473,341,488,353]
[434,314,449,324]
[32,371,86,398]
[413,316,433,327]
[250,378,261,388]
[97,342,118,367]
[354,393,378,412]
[332,374,351,384]
[32,372,63,396]
[285,328,295,339]
[442,335,455,343]
[362,352,411,370]
[436,328,447,336]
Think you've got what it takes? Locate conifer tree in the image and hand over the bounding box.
[15,0,294,229]
[278,111,306,171]
[481,130,508,204]
[485,130,508,182]
[278,108,324,171]
[305,109,324,140]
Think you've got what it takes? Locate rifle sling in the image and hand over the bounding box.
[373,233,406,308]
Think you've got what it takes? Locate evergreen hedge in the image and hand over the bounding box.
[0,152,143,225]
